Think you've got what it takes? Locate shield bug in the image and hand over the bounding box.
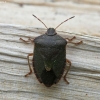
[20,15,82,87]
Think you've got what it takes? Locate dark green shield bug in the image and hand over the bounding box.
[20,15,82,87]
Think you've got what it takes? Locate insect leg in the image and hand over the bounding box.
[64,59,71,84]
[20,37,34,43]
[66,36,76,41]
[68,41,82,45]
[66,36,82,45]
[25,53,33,77]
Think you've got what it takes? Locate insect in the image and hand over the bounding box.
[20,15,82,87]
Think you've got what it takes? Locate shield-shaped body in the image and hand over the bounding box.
[33,28,67,87]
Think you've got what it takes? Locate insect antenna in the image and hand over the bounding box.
[32,14,48,29]
[55,16,75,29]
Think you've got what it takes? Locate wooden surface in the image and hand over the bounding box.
[0,24,100,100]
[0,0,100,100]
[0,0,100,36]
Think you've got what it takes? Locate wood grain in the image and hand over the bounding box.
[0,1,100,36]
[0,0,100,99]
[0,0,100,5]
[0,24,100,100]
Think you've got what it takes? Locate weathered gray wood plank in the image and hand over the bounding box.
[0,24,100,100]
[0,0,100,5]
[0,0,100,99]
[0,2,100,37]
